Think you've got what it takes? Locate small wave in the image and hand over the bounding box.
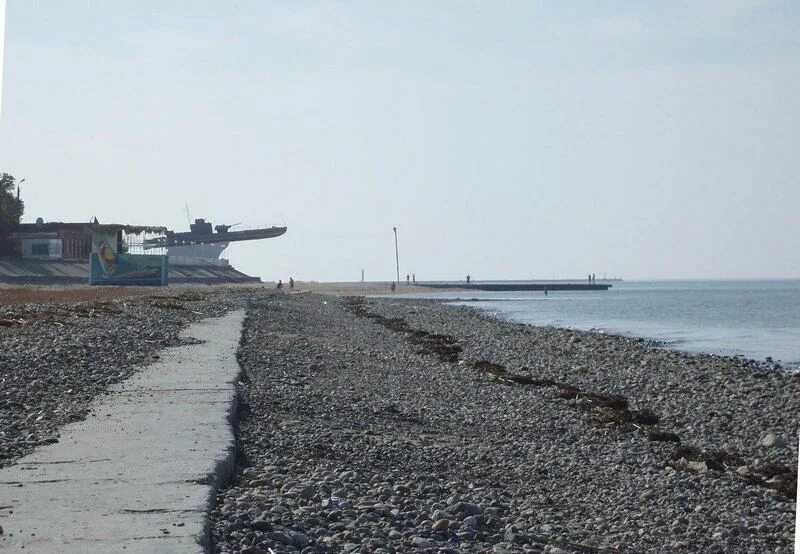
[658,339,687,346]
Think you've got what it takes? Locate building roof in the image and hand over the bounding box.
[17,222,167,235]
[90,224,167,235]
[18,222,90,232]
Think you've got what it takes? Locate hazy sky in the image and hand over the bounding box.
[1,1,798,281]
[0,1,5,120]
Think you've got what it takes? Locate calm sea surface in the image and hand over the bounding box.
[401,280,800,370]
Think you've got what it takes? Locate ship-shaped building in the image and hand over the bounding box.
[144,218,287,261]
[0,217,286,285]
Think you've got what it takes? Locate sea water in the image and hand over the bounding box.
[404,280,800,370]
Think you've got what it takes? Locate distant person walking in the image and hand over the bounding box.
[390,282,397,293]
[412,273,416,285]
[592,273,596,283]
[588,274,592,282]
[276,279,283,290]
[289,277,295,291]
[466,274,471,286]
[406,274,410,284]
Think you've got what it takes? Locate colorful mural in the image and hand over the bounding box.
[89,231,168,286]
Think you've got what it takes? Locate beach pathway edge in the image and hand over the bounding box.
[0,309,245,553]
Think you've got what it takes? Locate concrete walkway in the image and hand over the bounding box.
[0,310,245,553]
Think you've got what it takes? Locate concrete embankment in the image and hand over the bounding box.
[421,283,611,291]
[0,310,245,553]
[0,258,260,284]
[0,288,251,467]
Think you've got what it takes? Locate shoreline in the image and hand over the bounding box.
[452,301,796,374]
[364,297,798,463]
[1,288,796,551]
[211,293,797,553]
[370,294,800,373]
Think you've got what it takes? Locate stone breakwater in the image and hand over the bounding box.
[0,288,252,468]
[211,294,797,553]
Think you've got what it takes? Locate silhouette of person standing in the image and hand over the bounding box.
[289,277,295,291]
[466,274,471,286]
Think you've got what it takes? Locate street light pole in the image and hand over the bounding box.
[16,178,28,284]
[393,226,399,285]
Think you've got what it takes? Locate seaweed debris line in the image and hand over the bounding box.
[207,293,797,554]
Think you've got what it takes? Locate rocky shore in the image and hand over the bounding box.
[0,288,252,467]
[211,293,797,553]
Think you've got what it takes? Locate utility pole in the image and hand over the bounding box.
[393,227,400,284]
[15,178,26,228]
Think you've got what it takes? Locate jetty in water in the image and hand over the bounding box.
[421,282,611,291]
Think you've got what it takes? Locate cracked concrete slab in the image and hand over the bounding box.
[0,310,245,553]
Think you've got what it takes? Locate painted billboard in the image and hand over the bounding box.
[89,231,168,286]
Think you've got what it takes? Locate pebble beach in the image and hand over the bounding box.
[1,287,797,553]
[210,292,798,553]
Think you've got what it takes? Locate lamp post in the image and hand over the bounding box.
[15,178,25,230]
[16,178,28,284]
[393,226,399,285]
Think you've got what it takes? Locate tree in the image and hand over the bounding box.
[0,173,25,236]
